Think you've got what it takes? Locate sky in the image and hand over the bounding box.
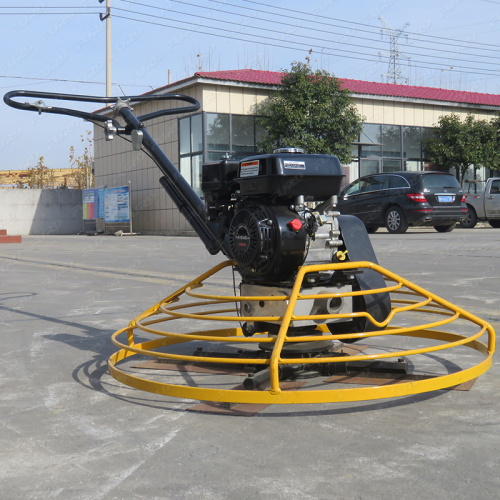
[1,0,500,172]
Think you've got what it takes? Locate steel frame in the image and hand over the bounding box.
[108,260,495,404]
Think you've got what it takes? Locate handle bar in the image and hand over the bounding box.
[3,90,200,123]
[4,89,225,255]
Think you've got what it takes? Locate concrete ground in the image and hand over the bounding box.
[1,227,499,500]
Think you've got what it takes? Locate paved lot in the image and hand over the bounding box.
[1,227,499,500]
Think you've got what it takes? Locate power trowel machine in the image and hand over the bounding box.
[5,90,494,406]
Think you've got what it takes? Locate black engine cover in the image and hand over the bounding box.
[228,201,307,283]
[237,153,343,200]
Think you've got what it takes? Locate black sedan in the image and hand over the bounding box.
[336,171,467,233]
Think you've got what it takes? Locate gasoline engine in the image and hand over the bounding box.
[200,148,391,340]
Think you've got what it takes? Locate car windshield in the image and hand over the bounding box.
[420,174,460,190]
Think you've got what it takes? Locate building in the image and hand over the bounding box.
[93,69,500,235]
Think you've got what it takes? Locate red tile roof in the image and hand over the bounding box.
[195,69,500,107]
[196,69,284,86]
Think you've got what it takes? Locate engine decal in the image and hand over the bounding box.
[284,160,306,170]
[240,160,260,177]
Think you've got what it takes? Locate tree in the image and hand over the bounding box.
[16,156,56,188]
[489,114,500,176]
[69,130,94,189]
[424,113,500,187]
[255,62,364,164]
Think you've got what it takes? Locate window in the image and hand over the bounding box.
[383,159,402,172]
[354,124,435,178]
[179,154,202,197]
[421,127,434,160]
[360,159,380,177]
[382,125,401,158]
[362,175,389,193]
[179,114,202,155]
[403,126,422,159]
[179,114,203,196]
[490,180,500,194]
[255,121,266,147]
[344,175,390,197]
[191,155,202,196]
[360,124,382,158]
[364,175,389,192]
[191,113,203,152]
[420,174,460,190]
[390,176,410,189]
[206,113,230,159]
[205,113,261,161]
[179,113,263,194]
[179,117,191,155]
[232,115,255,159]
[180,156,190,180]
[343,179,364,196]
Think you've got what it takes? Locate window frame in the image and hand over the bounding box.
[178,113,204,196]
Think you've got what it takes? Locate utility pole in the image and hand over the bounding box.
[379,17,409,85]
[99,0,112,96]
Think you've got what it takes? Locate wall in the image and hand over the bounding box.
[355,97,498,126]
[94,89,198,236]
[0,189,83,235]
[202,84,272,114]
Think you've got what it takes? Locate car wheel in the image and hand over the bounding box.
[434,223,456,233]
[459,206,478,228]
[365,226,379,233]
[385,206,408,234]
[489,220,500,228]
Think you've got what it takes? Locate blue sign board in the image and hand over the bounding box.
[104,186,130,223]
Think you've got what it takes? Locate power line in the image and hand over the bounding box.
[113,4,500,76]
[0,12,98,15]
[0,5,97,7]
[5,1,500,64]
[0,75,107,84]
[4,0,495,54]
[233,0,500,50]
[0,74,148,88]
[120,0,500,67]
[113,12,500,78]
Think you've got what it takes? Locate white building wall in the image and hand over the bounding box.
[356,97,498,126]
